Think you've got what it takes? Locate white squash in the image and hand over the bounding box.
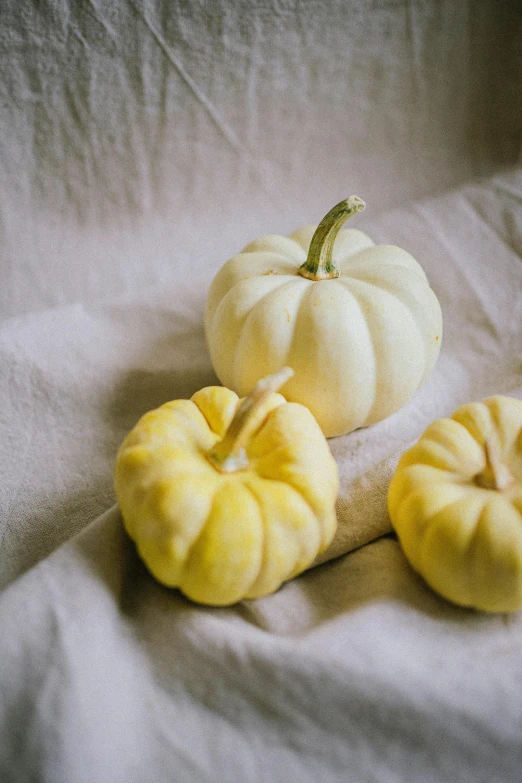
[205,197,442,438]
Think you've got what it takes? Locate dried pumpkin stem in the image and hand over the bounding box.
[209,367,294,474]
[298,196,366,281]
[475,436,514,491]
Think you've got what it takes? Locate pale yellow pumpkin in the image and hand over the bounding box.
[205,197,442,438]
[388,396,522,612]
[114,369,339,606]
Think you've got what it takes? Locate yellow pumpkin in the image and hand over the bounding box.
[205,197,442,438]
[114,368,339,606]
[388,396,522,612]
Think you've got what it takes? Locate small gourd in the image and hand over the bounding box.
[114,368,339,606]
[205,197,442,438]
[388,396,522,612]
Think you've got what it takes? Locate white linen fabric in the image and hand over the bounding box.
[1,0,521,320]
[1,2,522,781]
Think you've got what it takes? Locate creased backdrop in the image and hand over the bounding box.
[1,2,522,782]
[1,0,521,318]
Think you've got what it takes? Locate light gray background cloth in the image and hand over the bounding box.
[1,2,522,781]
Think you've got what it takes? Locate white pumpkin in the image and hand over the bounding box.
[205,197,443,438]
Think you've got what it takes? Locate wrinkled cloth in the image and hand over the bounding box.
[1,168,522,782]
[1,1,521,320]
[1,1,522,781]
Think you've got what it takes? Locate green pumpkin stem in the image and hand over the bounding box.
[209,367,294,474]
[298,196,366,281]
